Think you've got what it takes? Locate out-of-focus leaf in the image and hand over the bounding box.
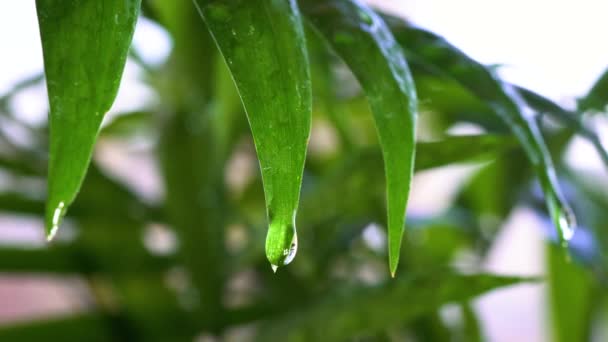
[36,0,141,239]
[256,272,530,341]
[516,85,608,167]
[387,17,576,244]
[416,134,516,170]
[303,0,417,275]
[579,68,608,113]
[547,244,595,342]
[0,315,115,342]
[100,112,152,139]
[195,0,312,268]
[462,303,483,342]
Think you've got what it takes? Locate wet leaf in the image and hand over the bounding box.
[302,0,417,276]
[195,0,312,268]
[36,0,141,239]
[387,18,576,244]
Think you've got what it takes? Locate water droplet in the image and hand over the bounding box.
[557,206,576,242]
[47,201,65,242]
[271,264,278,273]
[282,233,298,265]
[265,218,298,270]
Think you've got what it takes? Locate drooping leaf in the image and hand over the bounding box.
[386,17,576,244]
[36,0,141,240]
[256,272,530,341]
[302,0,417,275]
[516,85,608,167]
[195,0,312,269]
[579,67,608,113]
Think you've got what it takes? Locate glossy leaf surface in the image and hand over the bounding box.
[387,18,576,243]
[303,0,417,275]
[195,0,312,268]
[36,0,140,239]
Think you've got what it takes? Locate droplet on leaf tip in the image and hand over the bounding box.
[271,264,279,273]
[46,201,65,242]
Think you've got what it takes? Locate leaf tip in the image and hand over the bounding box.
[271,264,279,273]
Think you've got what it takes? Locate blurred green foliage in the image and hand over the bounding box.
[0,0,606,341]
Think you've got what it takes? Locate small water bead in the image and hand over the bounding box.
[557,206,576,242]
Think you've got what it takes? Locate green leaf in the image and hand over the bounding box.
[302,0,417,276]
[579,67,608,113]
[256,272,530,341]
[547,244,595,342]
[0,315,114,342]
[516,86,608,167]
[36,0,141,240]
[416,134,516,170]
[195,0,312,268]
[387,18,576,244]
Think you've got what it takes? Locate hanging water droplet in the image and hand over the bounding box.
[282,233,298,265]
[265,218,298,270]
[271,264,278,273]
[557,205,576,242]
[47,201,65,242]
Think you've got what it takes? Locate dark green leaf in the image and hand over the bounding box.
[387,18,576,244]
[0,315,114,342]
[302,0,417,275]
[195,0,312,268]
[36,0,141,239]
[256,272,530,341]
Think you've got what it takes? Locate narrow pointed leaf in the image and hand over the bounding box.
[195,0,312,267]
[386,18,576,244]
[36,0,141,239]
[579,67,608,113]
[302,0,417,275]
[256,272,531,341]
[516,85,608,167]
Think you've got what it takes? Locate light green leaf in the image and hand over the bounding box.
[36,0,141,240]
[302,0,417,276]
[256,272,530,341]
[547,244,595,342]
[387,18,576,244]
[416,134,516,170]
[194,0,312,268]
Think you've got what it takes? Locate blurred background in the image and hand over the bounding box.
[0,1,607,341]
